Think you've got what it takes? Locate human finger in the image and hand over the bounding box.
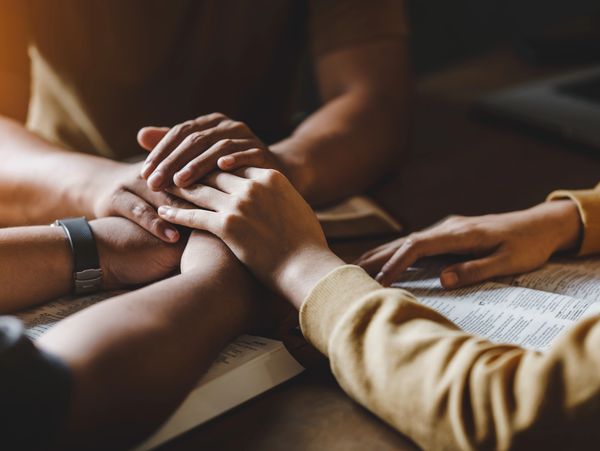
[440,253,511,289]
[168,184,230,211]
[113,190,180,243]
[157,206,220,233]
[202,171,249,194]
[217,147,269,172]
[137,127,169,151]
[141,113,228,180]
[375,230,486,286]
[357,246,401,275]
[172,139,258,188]
[355,238,404,266]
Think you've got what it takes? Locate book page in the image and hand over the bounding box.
[501,257,600,302]
[393,266,600,351]
[315,196,401,239]
[198,335,285,385]
[17,292,118,339]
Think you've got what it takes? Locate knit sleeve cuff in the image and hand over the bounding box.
[547,188,600,256]
[299,265,383,356]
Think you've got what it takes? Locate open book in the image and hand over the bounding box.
[16,295,304,450]
[316,196,401,239]
[392,257,600,351]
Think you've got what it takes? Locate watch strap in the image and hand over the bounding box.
[54,217,102,294]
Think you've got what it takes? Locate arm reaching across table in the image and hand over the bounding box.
[159,171,600,450]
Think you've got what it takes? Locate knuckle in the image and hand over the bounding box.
[208,112,227,121]
[217,138,235,150]
[445,214,465,224]
[189,209,203,224]
[403,233,422,249]
[228,120,247,132]
[131,203,155,223]
[183,162,200,175]
[221,212,241,233]
[245,180,261,195]
[260,168,283,185]
[455,223,480,237]
[172,121,194,137]
[187,131,206,146]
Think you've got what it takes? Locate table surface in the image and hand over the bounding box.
[161,49,600,451]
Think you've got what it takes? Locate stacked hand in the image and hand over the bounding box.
[89,217,185,290]
[88,114,288,245]
[84,113,301,298]
[156,168,344,307]
[138,113,286,191]
[91,161,192,243]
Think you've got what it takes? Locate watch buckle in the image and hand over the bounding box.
[74,268,103,294]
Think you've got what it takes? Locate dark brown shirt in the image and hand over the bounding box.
[1,0,407,159]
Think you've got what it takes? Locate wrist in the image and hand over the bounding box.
[271,148,314,199]
[274,246,345,310]
[88,219,118,290]
[541,200,582,253]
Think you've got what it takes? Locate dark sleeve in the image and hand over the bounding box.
[308,0,410,57]
[0,316,72,451]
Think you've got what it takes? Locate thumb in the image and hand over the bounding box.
[137,126,169,151]
[440,255,507,289]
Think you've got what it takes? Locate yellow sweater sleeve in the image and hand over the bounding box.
[300,265,600,450]
[547,182,600,255]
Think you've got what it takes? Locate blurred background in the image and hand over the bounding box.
[408,0,600,73]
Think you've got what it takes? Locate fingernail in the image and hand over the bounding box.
[158,206,172,218]
[441,271,458,288]
[219,156,235,167]
[164,227,179,242]
[148,171,164,189]
[176,167,192,183]
[375,271,385,282]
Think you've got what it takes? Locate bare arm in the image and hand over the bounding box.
[272,40,412,205]
[0,218,183,313]
[0,119,123,224]
[0,225,72,311]
[37,233,257,450]
[0,1,114,224]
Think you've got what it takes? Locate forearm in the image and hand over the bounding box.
[0,116,119,224]
[0,225,72,312]
[272,91,409,206]
[300,266,600,450]
[37,246,256,449]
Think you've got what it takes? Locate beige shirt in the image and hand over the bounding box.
[0,0,407,160]
[300,186,600,450]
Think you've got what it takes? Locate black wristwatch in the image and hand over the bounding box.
[52,217,103,295]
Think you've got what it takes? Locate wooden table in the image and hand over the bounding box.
[161,49,600,451]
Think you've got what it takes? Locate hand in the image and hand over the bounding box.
[157,169,344,307]
[92,161,193,242]
[357,200,582,288]
[137,113,285,191]
[90,217,185,290]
